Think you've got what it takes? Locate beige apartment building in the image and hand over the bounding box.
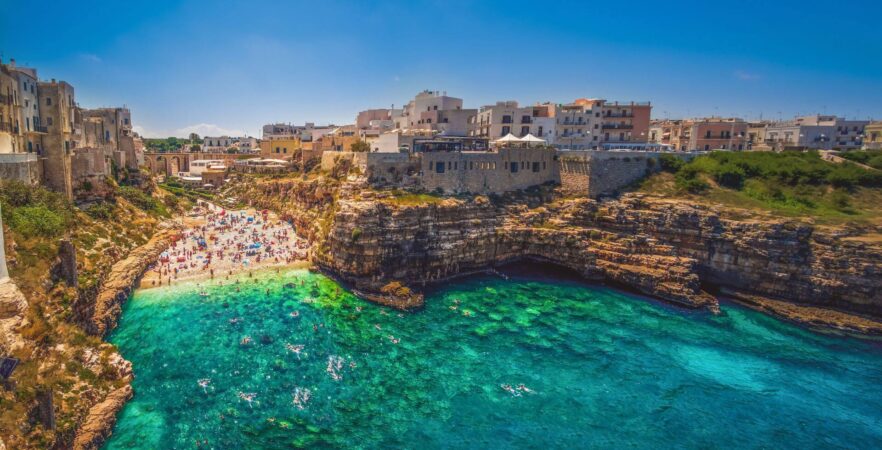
[37,79,77,198]
[555,99,652,150]
[651,118,748,151]
[864,122,882,150]
[0,63,25,154]
[469,101,554,141]
[394,90,475,136]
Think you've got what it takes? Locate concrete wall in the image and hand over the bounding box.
[0,153,42,185]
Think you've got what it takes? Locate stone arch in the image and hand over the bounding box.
[170,156,181,176]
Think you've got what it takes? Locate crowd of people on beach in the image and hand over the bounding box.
[148,202,309,287]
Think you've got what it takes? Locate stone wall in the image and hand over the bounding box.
[420,147,559,194]
[0,153,42,185]
[560,151,694,198]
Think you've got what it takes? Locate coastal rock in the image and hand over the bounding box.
[0,278,28,354]
[85,225,182,337]
[240,179,882,324]
[72,384,133,450]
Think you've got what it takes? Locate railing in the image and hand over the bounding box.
[33,125,48,133]
[0,94,11,105]
[605,113,634,118]
[602,124,633,130]
[0,122,12,132]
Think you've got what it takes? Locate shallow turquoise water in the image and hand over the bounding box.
[106,268,882,449]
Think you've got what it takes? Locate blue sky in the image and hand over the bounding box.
[2,0,881,138]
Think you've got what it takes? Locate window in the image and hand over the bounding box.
[47,117,53,126]
[705,130,711,138]
[502,126,510,136]
[436,162,445,173]
[510,162,518,173]
[502,115,512,124]
[532,162,540,172]
[521,126,529,136]
[46,97,52,106]
[538,126,543,136]
[521,115,531,123]
[124,118,130,125]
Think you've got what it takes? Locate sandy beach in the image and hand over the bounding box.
[139,202,311,290]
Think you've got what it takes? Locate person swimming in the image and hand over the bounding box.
[240,336,252,346]
[197,378,211,393]
[289,311,300,318]
[501,384,522,397]
[516,384,534,394]
[285,343,305,359]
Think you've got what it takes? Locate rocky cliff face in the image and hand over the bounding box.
[78,224,182,337]
[239,178,882,323]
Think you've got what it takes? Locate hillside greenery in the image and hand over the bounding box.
[838,149,882,171]
[642,151,882,224]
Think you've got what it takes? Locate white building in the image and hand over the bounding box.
[765,115,869,150]
[469,101,556,142]
[203,136,236,152]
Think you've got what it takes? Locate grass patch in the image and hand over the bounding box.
[637,151,882,225]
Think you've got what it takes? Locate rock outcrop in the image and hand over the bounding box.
[0,279,28,354]
[83,224,182,336]
[240,178,882,327]
[72,384,133,450]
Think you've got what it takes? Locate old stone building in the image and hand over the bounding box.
[37,79,77,199]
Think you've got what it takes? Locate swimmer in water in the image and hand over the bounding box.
[290,311,300,318]
[240,336,252,345]
[374,324,382,330]
[517,384,534,393]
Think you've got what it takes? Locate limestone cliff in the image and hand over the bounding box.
[81,224,182,337]
[239,177,882,330]
[72,385,133,450]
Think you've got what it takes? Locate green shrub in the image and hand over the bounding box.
[658,154,684,172]
[119,186,167,216]
[85,203,115,220]
[8,206,66,238]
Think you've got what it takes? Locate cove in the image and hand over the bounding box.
[105,268,882,449]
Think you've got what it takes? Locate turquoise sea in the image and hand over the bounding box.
[106,267,882,449]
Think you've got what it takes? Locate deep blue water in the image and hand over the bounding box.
[105,269,882,449]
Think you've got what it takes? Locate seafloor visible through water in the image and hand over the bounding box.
[105,266,882,449]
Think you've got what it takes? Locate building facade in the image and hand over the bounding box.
[864,122,882,150]
[764,115,869,150]
[651,118,748,151]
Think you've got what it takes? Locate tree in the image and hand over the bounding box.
[350,140,371,153]
[190,144,202,152]
[189,133,201,143]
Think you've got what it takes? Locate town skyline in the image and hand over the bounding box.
[3,0,882,138]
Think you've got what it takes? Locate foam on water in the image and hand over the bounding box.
[105,269,882,449]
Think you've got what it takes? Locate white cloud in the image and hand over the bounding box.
[173,123,245,138]
[734,70,760,81]
[79,53,102,63]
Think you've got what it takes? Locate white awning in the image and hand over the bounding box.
[520,134,546,144]
[494,133,523,143]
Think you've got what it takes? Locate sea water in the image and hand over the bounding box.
[105,268,882,449]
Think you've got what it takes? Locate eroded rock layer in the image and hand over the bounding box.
[241,178,882,320]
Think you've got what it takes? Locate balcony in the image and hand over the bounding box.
[33,125,48,133]
[0,122,12,132]
[0,94,11,105]
[604,112,634,118]
[602,124,633,130]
